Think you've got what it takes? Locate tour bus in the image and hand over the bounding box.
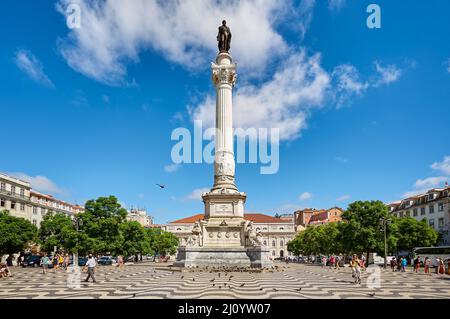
[412,246,450,267]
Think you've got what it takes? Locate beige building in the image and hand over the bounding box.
[0,172,83,227]
[165,213,296,259]
[0,172,32,221]
[294,207,344,231]
[127,208,153,227]
[388,185,450,246]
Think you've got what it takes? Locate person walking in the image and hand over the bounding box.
[438,258,445,275]
[424,257,431,274]
[335,255,341,269]
[401,256,407,272]
[83,254,97,283]
[16,255,22,267]
[329,255,335,268]
[40,254,50,274]
[360,254,366,271]
[350,255,361,284]
[321,256,327,268]
[413,256,421,273]
[390,257,397,272]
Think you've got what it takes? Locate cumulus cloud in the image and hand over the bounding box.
[373,62,402,87]
[328,0,346,11]
[186,187,210,201]
[336,194,351,201]
[14,50,54,87]
[164,163,181,173]
[56,0,291,85]
[431,156,450,175]
[299,192,313,201]
[8,172,65,195]
[402,156,450,198]
[191,50,330,141]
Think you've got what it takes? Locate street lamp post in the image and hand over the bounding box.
[73,216,82,268]
[380,217,389,269]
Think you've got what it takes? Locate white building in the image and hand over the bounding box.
[388,185,450,245]
[165,213,296,259]
[0,172,83,227]
[127,208,153,227]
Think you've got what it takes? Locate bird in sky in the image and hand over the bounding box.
[156,184,166,189]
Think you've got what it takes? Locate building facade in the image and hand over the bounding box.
[165,213,296,258]
[127,208,153,227]
[294,207,343,229]
[0,172,83,227]
[388,185,450,245]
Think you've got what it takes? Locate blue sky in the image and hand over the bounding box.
[1,0,449,224]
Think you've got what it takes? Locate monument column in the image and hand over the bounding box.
[211,53,237,192]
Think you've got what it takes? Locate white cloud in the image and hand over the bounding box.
[402,156,450,197]
[335,156,348,163]
[14,50,54,87]
[373,62,402,87]
[191,50,330,141]
[328,0,346,10]
[332,64,369,107]
[445,58,450,73]
[336,195,351,201]
[431,156,450,175]
[56,0,291,85]
[299,192,313,201]
[8,172,65,195]
[164,163,181,173]
[186,188,210,201]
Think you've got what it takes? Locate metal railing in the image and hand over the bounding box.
[0,188,29,201]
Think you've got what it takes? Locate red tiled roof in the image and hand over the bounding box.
[170,213,286,224]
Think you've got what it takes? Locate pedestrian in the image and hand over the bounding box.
[438,258,445,275]
[447,259,450,275]
[40,254,50,274]
[424,257,431,274]
[360,254,366,271]
[52,254,59,272]
[6,255,13,267]
[335,255,341,269]
[63,254,70,270]
[350,254,361,284]
[58,254,64,269]
[397,257,402,271]
[0,263,12,278]
[401,256,407,272]
[329,255,335,268]
[390,257,397,272]
[321,256,327,268]
[413,256,420,273]
[83,254,97,283]
[17,254,22,267]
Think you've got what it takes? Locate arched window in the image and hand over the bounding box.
[272,251,275,256]
[279,227,284,230]
[272,240,276,247]
[177,228,182,231]
[280,240,284,247]
[256,227,260,231]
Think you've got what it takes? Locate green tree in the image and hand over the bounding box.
[392,217,439,252]
[341,201,393,262]
[119,221,151,258]
[146,228,179,256]
[0,210,37,256]
[38,211,78,253]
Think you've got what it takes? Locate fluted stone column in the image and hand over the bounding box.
[211,53,237,192]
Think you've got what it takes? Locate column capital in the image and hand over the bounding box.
[211,63,237,87]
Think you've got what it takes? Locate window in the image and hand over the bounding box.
[11,201,16,210]
[428,194,435,201]
[0,183,5,192]
[429,205,435,214]
[20,203,25,211]
[420,207,426,215]
[280,240,284,247]
[413,209,418,217]
[11,185,15,194]
[406,211,411,217]
[33,207,37,215]
[399,212,404,217]
[41,208,46,215]
[32,220,37,226]
[20,188,24,198]
[272,251,275,256]
[438,218,444,229]
[272,240,276,247]
[438,203,444,212]
[429,219,435,227]
[0,198,5,207]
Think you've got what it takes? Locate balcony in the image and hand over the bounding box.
[0,189,30,201]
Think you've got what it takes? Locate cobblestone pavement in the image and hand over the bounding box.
[0,263,449,299]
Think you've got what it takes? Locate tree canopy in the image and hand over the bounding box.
[0,210,37,256]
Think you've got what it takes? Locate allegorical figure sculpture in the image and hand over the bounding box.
[217,20,232,53]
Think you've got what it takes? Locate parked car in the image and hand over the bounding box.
[98,256,113,265]
[78,257,88,267]
[21,255,41,267]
